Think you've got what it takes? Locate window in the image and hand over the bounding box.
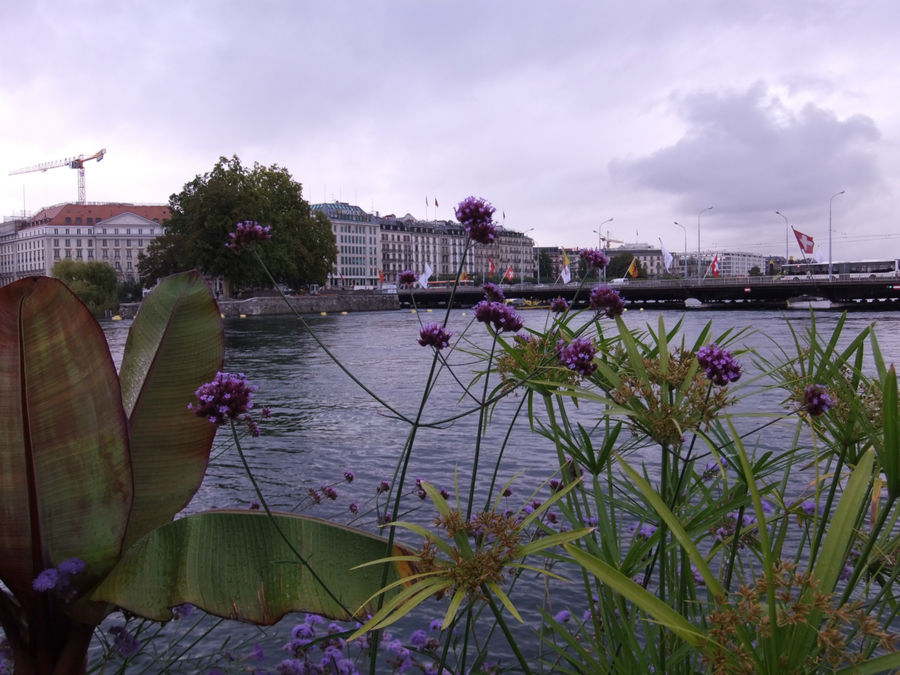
[65,218,71,224]
[87,250,93,259]
[65,239,71,247]
[54,239,59,246]
[102,251,108,260]
[54,249,60,259]
[115,262,121,271]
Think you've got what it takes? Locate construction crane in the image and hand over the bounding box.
[9,148,106,205]
[600,233,624,250]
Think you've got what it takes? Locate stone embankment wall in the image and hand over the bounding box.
[119,293,399,319]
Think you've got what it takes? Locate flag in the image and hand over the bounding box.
[505,265,515,281]
[459,269,469,281]
[488,257,496,275]
[627,258,639,279]
[561,248,571,283]
[792,227,815,255]
[426,196,429,207]
[660,239,673,272]
[378,268,385,283]
[711,255,720,278]
[434,197,439,207]
[418,262,433,289]
[503,210,506,220]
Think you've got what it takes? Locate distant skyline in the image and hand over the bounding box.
[3,1,898,261]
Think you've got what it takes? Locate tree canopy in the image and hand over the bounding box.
[606,253,647,280]
[139,156,337,293]
[51,259,119,316]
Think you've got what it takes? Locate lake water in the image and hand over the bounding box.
[97,306,900,671]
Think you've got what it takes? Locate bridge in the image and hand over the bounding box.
[397,277,900,311]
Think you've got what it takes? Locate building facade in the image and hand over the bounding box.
[0,203,169,285]
[310,202,382,288]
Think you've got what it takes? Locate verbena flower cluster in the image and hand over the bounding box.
[189,372,258,425]
[803,384,833,416]
[473,301,524,333]
[696,344,742,386]
[455,196,496,245]
[398,269,417,285]
[580,248,610,269]
[556,337,598,377]
[32,557,85,594]
[482,282,505,302]
[589,285,625,318]
[418,322,453,350]
[550,296,569,313]
[226,220,271,250]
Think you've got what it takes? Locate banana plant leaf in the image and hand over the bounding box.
[0,277,132,605]
[90,510,417,624]
[118,271,224,549]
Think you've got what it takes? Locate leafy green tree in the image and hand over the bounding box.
[606,253,646,279]
[749,265,763,277]
[141,156,337,294]
[537,249,553,282]
[51,259,118,316]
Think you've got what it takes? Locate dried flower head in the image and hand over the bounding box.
[803,384,833,417]
[696,344,742,386]
[455,196,496,245]
[589,285,626,318]
[418,322,453,350]
[226,220,271,250]
[189,372,258,425]
[398,269,417,285]
[580,248,610,269]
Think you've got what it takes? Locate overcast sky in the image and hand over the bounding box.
[3,1,898,261]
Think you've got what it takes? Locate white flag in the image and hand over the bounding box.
[660,239,673,272]
[561,265,571,284]
[418,262,434,289]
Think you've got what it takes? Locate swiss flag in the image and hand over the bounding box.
[505,265,515,281]
[792,228,815,255]
[711,255,720,278]
[488,257,496,275]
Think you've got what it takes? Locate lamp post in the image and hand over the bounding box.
[775,210,789,262]
[697,206,713,282]
[828,190,845,280]
[521,228,534,283]
[673,221,687,280]
[593,217,613,281]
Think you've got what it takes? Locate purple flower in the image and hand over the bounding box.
[109,625,141,658]
[553,609,572,623]
[550,296,569,313]
[248,644,265,661]
[32,568,59,592]
[344,471,355,483]
[696,343,742,386]
[589,285,626,318]
[410,629,428,648]
[430,619,443,632]
[322,485,338,500]
[226,220,271,250]
[377,480,390,494]
[556,337,598,377]
[482,282,505,302]
[455,196,496,245]
[418,322,453,350]
[632,523,657,540]
[189,372,258,426]
[580,248,610,269]
[57,557,85,576]
[799,499,822,517]
[349,502,359,513]
[292,622,315,639]
[803,384,833,417]
[398,269,417,285]
[473,300,523,332]
[172,603,195,620]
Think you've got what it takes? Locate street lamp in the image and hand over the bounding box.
[592,217,613,281]
[697,206,713,282]
[521,228,534,283]
[673,221,687,280]
[775,210,789,262]
[828,190,845,280]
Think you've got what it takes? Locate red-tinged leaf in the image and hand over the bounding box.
[91,510,417,624]
[0,277,132,604]
[118,271,224,549]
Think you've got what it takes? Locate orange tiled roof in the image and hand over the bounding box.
[28,203,170,227]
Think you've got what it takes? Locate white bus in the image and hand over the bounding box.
[781,259,900,280]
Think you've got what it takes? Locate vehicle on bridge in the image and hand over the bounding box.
[781,258,900,280]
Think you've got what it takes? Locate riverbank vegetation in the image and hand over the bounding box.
[3,196,899,673]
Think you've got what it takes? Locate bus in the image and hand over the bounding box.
[780,258,900,280]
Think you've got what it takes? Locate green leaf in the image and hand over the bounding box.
[0,277,132,604]
[881,366,900,499]
[118,271,224,548]
[91,510,417,624]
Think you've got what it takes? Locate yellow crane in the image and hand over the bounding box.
[600,233,624,250]
[9,148,107,205]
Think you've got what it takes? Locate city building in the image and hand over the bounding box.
[0,203,169,285]
[310,202,382,288]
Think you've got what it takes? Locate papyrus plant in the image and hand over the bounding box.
[0,272,411,674]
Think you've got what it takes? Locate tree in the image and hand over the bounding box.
[606,253,646,280]
[749,265,763,277]
[537,249,553,283]
[51,259,118,316]
[140,156,337,294]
